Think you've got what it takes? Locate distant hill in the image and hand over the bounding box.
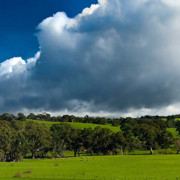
[26,119,121,132]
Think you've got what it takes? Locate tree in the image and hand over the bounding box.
[175,121,180,135]
[156,130,173,149]
[0,113,16,121]
[135,124,173,154]
[50,123,72,157]
[94,117,107,125]
[121,120,137,154]
[92,127,112,155]
[166,118,176,128]
[81,128,94,155]
[27,113,36,120]
[25,122,51,159]
[0,121,13,161]
[9,121,27,161]
[17,113,26,121]
[110,131,126,155]
[135,124,158,154]
[70,129,83,157]
[112,119,120,127]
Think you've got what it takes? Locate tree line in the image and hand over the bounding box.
[1,112,180,127]
[0,115,179,162]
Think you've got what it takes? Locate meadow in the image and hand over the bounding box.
[26,119,121,132]
[1,155,180,180]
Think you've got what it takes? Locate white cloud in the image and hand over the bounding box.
[162,0,180,7]
[38,12,73,34]
[0,51,40,78]
[0,57,26,78]
[27,51,41,69]
[98,0,107,5]
[80,4,100,17]
[1,0,180,116]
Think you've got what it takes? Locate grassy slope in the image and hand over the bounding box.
[26,119,121,132]
[27,119,180,138]
[167,128,180,138]
[1,155,180,180]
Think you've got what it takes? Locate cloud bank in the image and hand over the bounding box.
[1,0,180,116]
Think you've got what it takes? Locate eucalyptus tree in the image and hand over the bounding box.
[50,123,72,157]
[25,121,51,159]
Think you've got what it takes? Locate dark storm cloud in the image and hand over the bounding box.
[1,0,180,115]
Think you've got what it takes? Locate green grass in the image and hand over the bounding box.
[68,122,120,132]
[1,155,180,180]
[162,118,167,121]
[26,119,121,132]
[167,128,180,138]
[26,119,57,129]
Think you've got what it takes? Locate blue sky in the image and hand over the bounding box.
[0,0,97,61]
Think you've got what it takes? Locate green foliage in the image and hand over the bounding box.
[0,113,177,162]
[175,121,180,135]
[17,113,26,121]
[0,121,13,161]
[121,118,173,154]
[25,121,52,159]
[167,128,180,138]
[50,123,72,157]
[111,119,120,126]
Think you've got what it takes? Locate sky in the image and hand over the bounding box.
[0,0,97,61]
[1,0,180,117]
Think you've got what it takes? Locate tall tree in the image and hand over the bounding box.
[0,121,12,161]
[50,123,72,157]
[17,113,26,121]
[110,131,126,155]
[70,129,83,157]
[25,122,51,159]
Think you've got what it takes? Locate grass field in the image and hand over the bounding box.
[1,155,180,180]
[167,128,180,138]
[26,119,121,132]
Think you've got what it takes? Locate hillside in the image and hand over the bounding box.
[26,119,180,139]
[26,119,121,132]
